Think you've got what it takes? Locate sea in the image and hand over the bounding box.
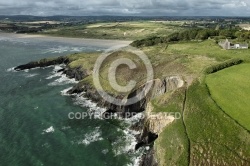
[0,34,144,166]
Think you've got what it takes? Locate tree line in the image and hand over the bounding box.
[131,28,250,47]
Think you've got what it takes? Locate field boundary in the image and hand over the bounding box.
[203,58,243,74]
[182,88,191,166]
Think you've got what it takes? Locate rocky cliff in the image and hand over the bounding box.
[15,56,185,166]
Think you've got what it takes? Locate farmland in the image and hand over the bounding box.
[41,21,184,40]
[206,64,250,131]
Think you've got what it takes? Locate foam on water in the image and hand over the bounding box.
[111,127,145,166]
[73,93,107,119]
[46,72,62,79]
[46,65,78,86]
[54,65,64,71]
[6,67,16,72]
[69,88,145,165]
[46,65,65,79]
[61,87,73,96]
[48,74,78,86]
[61,126,71,130]
[42,126,55,134]
[112,112,146,166]
[125,112,145,125]
[102,149,109,155]
[43,65,143,165]
[43,46,88,54]
[112,128,137,156]
[65,90,145,164]
[24,73,39,78]
[76,127,103,146]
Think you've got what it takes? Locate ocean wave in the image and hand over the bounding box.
[127,155,143,166]
[54,65,64,71]
[68,89,144,165]
[41,143,50,148]
[102,149,109,155]
[61,126,71,130]
[24,73,39,78]
[112,128,138,156]
[73,94,107,119]
[58,72,143,165]
[42,126,55,134]
[124,112,145,126]
[76,127,103,146]
[48,74,78,86]
[122,128,145,166]
[61,87,73,96]
[112,114,145,166]
[6,67,16,72]
[46,71,63,79]
[43,46,88,54]
[46,65,65,80]
[47,65,78,86]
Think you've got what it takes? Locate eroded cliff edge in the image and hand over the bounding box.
[14,55,186,166]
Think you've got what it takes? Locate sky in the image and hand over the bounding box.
[0,0,249,16]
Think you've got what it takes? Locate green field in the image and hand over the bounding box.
[206,64,250,131]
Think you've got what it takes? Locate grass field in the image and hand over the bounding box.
[41,21,184,40]
[206,64,250,131]
[185,80,250,165]
[144,39,250,61]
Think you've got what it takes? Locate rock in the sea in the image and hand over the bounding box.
[14,56,69,71]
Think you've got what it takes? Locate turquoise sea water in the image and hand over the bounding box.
[0,35,141,166]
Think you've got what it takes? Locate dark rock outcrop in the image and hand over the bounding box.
[140,149,158,166]
[14,56,69,71]
[63,67,91,81]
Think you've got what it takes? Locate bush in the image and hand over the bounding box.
[204,58,243,74]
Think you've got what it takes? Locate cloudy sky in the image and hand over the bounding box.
[0,0,249,16]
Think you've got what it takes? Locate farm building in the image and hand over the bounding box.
[219,39,248,49]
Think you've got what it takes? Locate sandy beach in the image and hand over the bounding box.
[0,32,132,47]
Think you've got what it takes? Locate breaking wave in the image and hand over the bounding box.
[75,127,103,146]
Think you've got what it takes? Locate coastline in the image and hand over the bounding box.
[0,32,132,48]
[13,61,148,166]
[13,55,185,166]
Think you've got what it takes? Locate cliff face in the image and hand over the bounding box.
[144,103,175,135]
[15,57,185,166]
[135,102,176,149]
[68,75,184,117]
[63,66,91,81]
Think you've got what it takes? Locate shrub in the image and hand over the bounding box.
[204,58,243,74]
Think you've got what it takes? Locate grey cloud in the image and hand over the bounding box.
[0,0,249,16]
